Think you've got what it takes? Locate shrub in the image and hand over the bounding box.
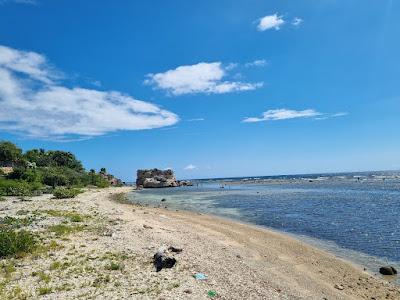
[86,172,110,188]
[0,179,31,196]
[0,179,43,196]
[0,229,37,258]
[0,216,34,228]
[42,168,69,187]
[42,166,87,188]
[53,187,82,199]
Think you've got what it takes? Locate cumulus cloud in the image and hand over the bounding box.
[184,164,197,170]
[292,17,303,26]
[0,45,178,139]
[242,109,321,123]
[144,62,263,96]
[257,14,285,31]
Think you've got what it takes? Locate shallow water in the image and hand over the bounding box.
[128,175,400,281]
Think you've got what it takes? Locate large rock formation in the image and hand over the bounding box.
[136,169,178,188]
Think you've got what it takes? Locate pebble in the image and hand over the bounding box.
[334,284,344,290]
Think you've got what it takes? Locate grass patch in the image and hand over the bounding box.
[37,286,52,296]
[44,210,87,222]
[55,283,74,292]
[7,285,28,300]
[53,187,82,199]
[105,261,121,271]
[47,224,85,236]
[0,229,37,258]
[92,274,111,287]
[0,261,16,278]
[30,240,63,259]
[32,270,51,284]
[0,216,35,229]
[49,261,61,270]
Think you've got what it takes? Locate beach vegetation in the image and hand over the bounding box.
[0,216,35,229]
[0,229,37,258]
[49,261,62,270]
[44,210,87,222]
[0,141,120,197]
[0,178,40,196]
[105,261,122,271]
[37,286,52,296]
[53,187,83,199]
[0,141,23,167]
[48,224,85,236]
[0,261,16,278]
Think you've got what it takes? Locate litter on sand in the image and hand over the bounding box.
[207,290,217,298]
[193,272,208,280]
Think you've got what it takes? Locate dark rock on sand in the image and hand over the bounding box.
[379,266,397,275]
[153,251,176,272]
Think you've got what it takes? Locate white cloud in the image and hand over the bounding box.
[245,59,268,67]
[0,45,178,139]
[187,118,205,122]
[292,17,303,26]
[331,112,348,117]
[184,164,197,170]
[145,62,263,96]
[257,14,285,31]
[315,112,349,120]
[242,109,321,123]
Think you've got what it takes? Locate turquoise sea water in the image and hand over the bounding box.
[128,172,400,281]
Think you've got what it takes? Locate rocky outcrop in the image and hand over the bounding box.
[136,169,178,188]
[99,171,123,186]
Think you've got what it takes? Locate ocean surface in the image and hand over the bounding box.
[128,171,400,281]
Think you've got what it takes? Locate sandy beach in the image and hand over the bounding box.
[0,187,399,299]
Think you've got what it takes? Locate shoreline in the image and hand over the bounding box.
[130,186,400,283]
[0,187,399,299]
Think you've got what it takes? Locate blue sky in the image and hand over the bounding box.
[0,0,399,180]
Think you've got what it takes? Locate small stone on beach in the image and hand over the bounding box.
[334,284,344,290]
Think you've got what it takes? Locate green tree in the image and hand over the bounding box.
[0,141,22,167]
